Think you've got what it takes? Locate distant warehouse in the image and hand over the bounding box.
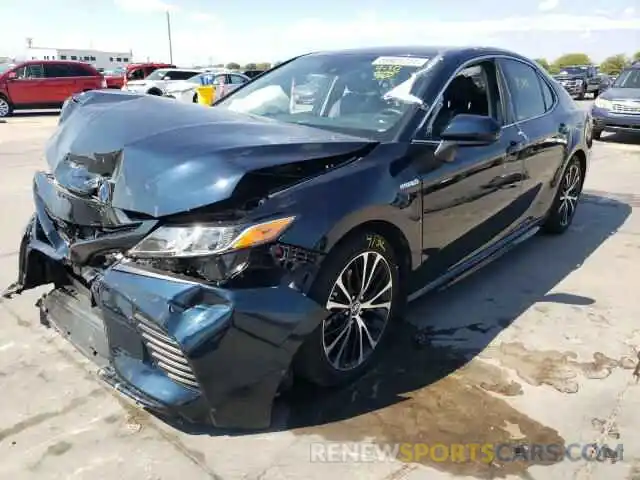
[25,46,134,71]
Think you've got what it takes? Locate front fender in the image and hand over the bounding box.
[257,150,423,271]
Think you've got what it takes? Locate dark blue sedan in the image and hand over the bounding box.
[592,63,640,139]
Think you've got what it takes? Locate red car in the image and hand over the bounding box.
[103,70,125,89]
[0,60,106,118]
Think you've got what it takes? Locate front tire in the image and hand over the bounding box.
[293,231,403,387]
[542,157,583,235]
[0,96,13,118]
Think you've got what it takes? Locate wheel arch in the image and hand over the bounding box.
[572,148,588,189]
[322,217,414,289]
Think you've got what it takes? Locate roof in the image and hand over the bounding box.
[301,45,534,67]
[307,45,520,58]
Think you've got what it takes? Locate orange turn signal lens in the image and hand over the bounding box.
[230,216,296,250]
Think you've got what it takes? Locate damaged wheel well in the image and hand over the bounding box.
[331,220,411,287]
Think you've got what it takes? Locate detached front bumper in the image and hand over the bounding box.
[3,175,328,430]
[592,106,640,135]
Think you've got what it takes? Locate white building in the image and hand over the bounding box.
[25,47,134,71]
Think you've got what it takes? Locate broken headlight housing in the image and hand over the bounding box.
[128,216,296,258]
[126,216,296,283]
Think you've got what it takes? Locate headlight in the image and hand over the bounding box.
[594,97,612,110]
[128,216,296,258]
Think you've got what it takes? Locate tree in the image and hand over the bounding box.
[244,63,257,70]
[225,62,241,70]
[553,53,592,69]
[534,58,551,71]
[633,51,640,63]
[600,54,630,75]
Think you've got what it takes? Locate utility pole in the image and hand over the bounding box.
[166,10,173,64]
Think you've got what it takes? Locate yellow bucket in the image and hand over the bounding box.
[196,85,216,106]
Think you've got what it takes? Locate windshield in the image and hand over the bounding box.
[613,69,640,89]
[557,66,588,75]
[0,63,14,74]
[216,53,437,139]
[145,69,170,80]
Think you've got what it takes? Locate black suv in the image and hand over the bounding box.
[554,65,604,99]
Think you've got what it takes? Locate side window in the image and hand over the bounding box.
[67,65,92,76]
[44,64,71,78]
[25,64,45,78]
[229,75,247,85]
[128,68,145,80]
[426,61,502,139]
[212,75,226,85]
[500,59,546,122]
[539,77,555,112]
[166,71,200,80]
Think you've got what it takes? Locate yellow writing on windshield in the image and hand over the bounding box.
[374,64,402,80]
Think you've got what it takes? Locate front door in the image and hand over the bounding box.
[7,64,48,105]
[409,59,527,290]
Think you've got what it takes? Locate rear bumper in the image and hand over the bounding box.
[4,176,328,430]
[591,106,640,134]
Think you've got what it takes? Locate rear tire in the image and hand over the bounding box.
[293,231,403,387]
[0,96,13,118]
[542,156,584,235]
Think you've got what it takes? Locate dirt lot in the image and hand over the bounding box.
[1,105,640,480]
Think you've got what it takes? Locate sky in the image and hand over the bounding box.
[0,0,638,65]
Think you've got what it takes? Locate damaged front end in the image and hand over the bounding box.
[2,91,374,429]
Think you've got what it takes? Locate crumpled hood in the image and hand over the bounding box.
[599,87,640,101]
[46,90,374,217]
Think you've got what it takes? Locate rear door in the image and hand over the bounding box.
[43,63,75,102]
[7,64,49,104]
[65,64,99,96]
[498,58,568,221]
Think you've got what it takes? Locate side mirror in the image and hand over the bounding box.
[6,71,17,80]
[440,114,501,144]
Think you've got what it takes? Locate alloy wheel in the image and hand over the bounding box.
[0,98,9,118]
[322,251,393,371]
[558,163,581,227]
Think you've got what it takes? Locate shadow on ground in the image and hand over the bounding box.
[168,192,631,477]
[8,111,60,118]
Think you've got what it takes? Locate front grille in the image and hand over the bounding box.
[134,313,199,390]
[612,102,640,115]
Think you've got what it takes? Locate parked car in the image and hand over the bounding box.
[122,62,175,89]
[553,64,600,99]
[2,46,591,430]
[103,69,125,89]
[591,63,640,139]
[121,68,201,95]
[0,60,106,117]
[164,72,250,103]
